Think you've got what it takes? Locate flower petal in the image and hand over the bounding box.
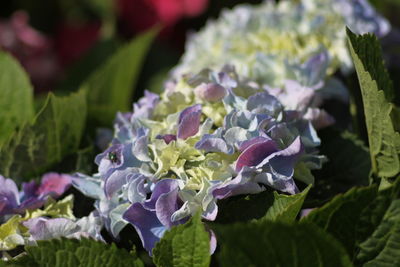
[177,104,202,139]
[123,203,166,254]
[36,173,72,198]
[0,176,19,215]
[235,139,279,172]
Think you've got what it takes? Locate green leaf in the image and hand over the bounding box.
[213,221,352,267]
[357,199,400,266]
[294,162,315,184]
[0,89,87,181]
[0,52,34,148]
[2,238,144,267]
[260,185,311,223]
[355,178,400,266]
[83,29,156,126]
[302,185,378,257]
[153,212,210,267]
[304,177,400,263]
[215,187,310,224]
[347,29,400,179]
[310,128,370,204]
[214,190,275,224]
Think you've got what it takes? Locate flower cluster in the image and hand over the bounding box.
[0,173,102,250]
[173,0,390,87]
[0,173,71,218]
[73,67,326,253]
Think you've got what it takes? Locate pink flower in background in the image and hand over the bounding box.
[117,0,209,33]
[54,21,101,67]
[0,11,60,91]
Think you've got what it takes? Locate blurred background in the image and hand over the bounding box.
[1,0,399,101]
[0,0,266,98]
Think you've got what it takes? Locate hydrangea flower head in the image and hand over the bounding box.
[73,67,326,253]
[0,173,103,250]
[0,173,71,218]
[173,0,390,87]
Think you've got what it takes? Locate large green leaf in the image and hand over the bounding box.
[304,177,400,263]
[215,186,310,224]
[302,186,378,257]
[260,185,311,223]
[0,52,34,148]
[0,89,87,181]
[355,178,400,266]
[0,238,144,267]
[214,190,275,224]
[310,128,370,204]
[83,29,156,126]
[213,221,352,267]
[347,29,400,179]
[357,200,400,266]
[153,213,210,267]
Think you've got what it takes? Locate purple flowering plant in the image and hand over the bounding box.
[71,66,327,253]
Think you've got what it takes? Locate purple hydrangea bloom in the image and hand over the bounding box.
[0,173,71,217]
[72,67,327,254]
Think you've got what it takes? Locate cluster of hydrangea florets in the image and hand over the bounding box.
[72,67,327,253]
[0,173,103,250]
[173,0,390,88]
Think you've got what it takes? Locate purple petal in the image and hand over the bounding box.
[0,175,19,215]
[235,139,279,172]
[265,136,304,177]
[17,198,46,213]
[21,181,39,200]
[132,134,151,162]
[238,136,271,152]
[255,172,299,194]
[132,90,160,119]
[303,108,335,129]
[246,92,282,116]
[194,83,227,102]
[23,217,80,240]
[195,134,233,154]
[155,184,181,228]
[300,208,314,218]
[104,169,132,198]
[301,51,329,86]
[123,203,166,254]
[36,173,72,198]
[144,179,179,211]
[273,80,315,111]
[255,137,304,194]
[96,143,140,179]
[127,174,148,203]
[71,174,103,200]
[212,167,265,199]
[209,229,217,254]
[95,144,124,177]
[178,104,202,124]
[177,104,202,140]
[202,201,218,221]
[156,134,177,144]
